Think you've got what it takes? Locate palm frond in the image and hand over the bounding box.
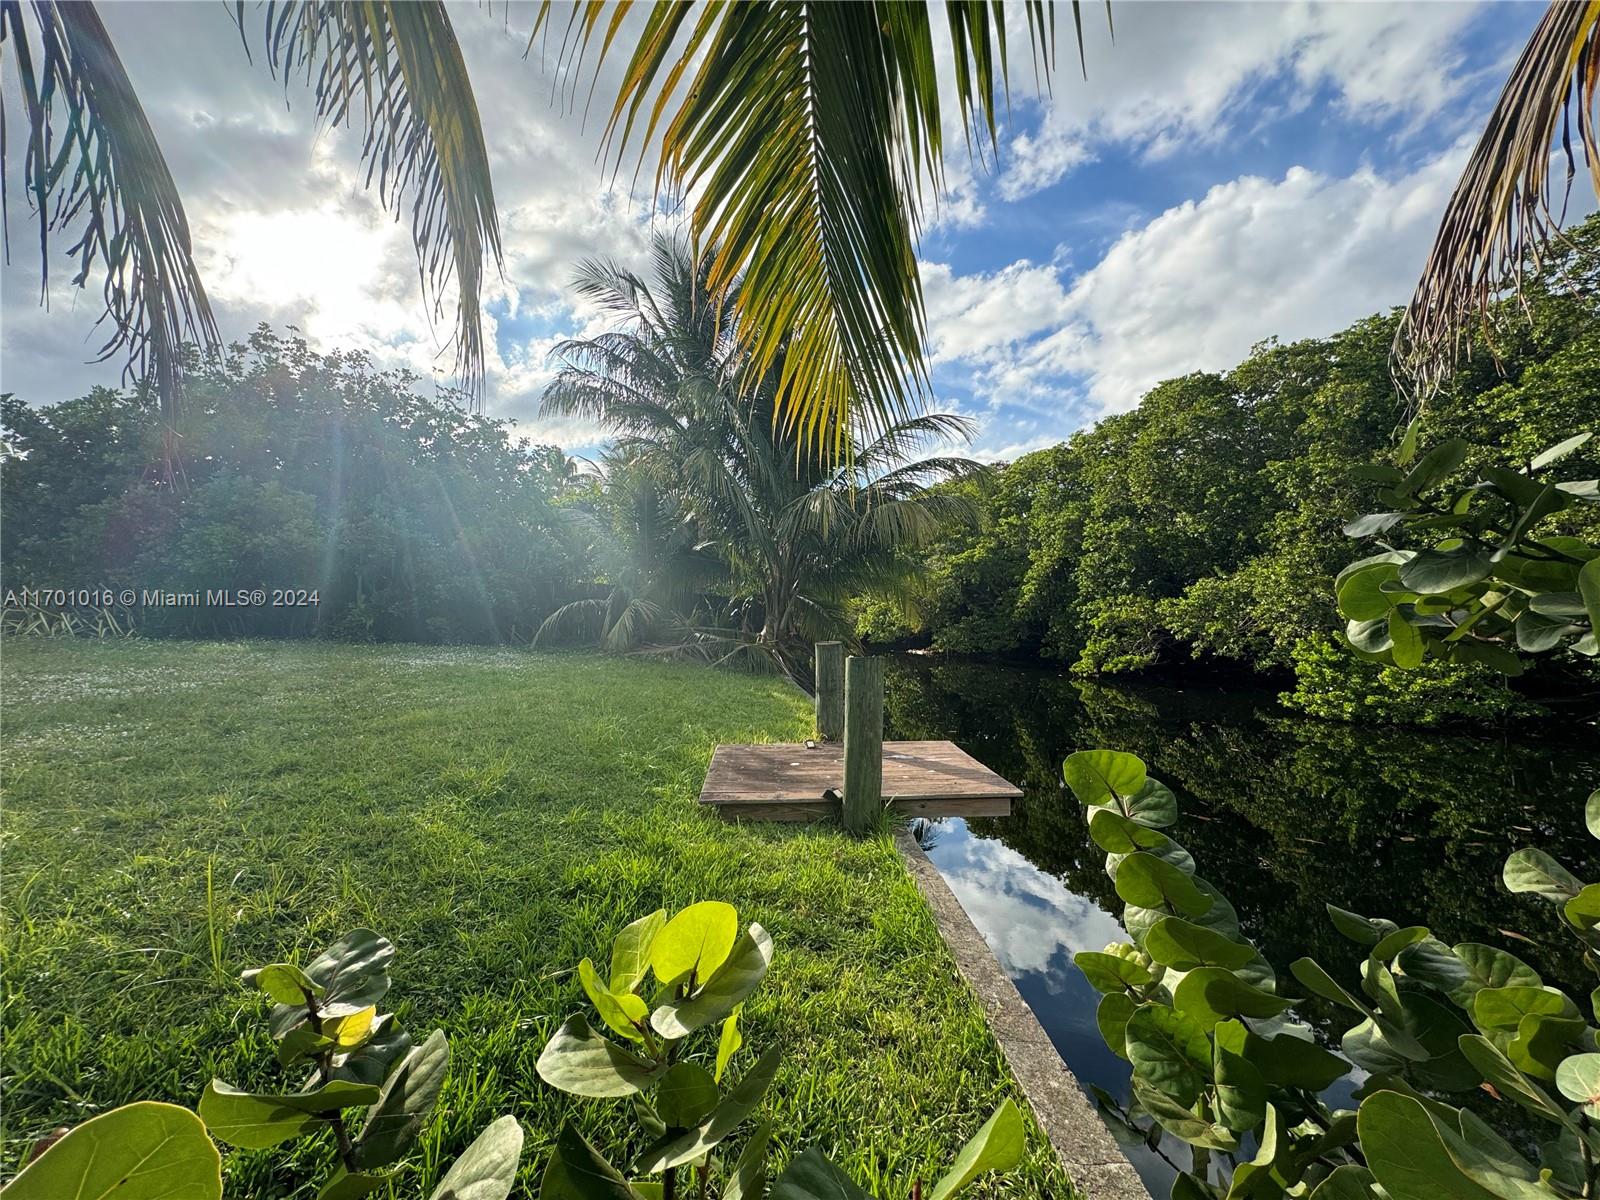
[1,0,219,431]
[1395,1,1600,399]
[536,1,1060,459]
[242,1,502,400]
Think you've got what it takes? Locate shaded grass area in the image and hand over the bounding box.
[0,640,1071,1198]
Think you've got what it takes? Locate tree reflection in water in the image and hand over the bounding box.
[885,657,1600,1192]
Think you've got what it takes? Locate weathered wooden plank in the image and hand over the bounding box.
[699,738,1021,822]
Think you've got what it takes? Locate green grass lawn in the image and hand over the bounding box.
[0,639,1070,1198]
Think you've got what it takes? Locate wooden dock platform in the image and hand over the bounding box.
[699,739,1022,822]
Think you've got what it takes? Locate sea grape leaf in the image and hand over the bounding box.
[656,1063,720,1130]
[353,1028,450,1170]
[610,910,666,994]
[653,923,773,1038]
[2,1101,221,1200]
[715,1007,743,1083]
[1503,849,1583,902]
[1114,853,1209,917]
[651,902,739,991]
[429,1114,523,1200]
[1126,1003,1211,1106]
[926,1099,1026,1200]
[1074,950,1153,994]
[1473,985,1580,1032]
[199,1080,380,1149]
[1557,1053,1600,1117]
[1457,1035,1572,1125]
[1145,917,1256,971]
[635,1046,782,1173]
[769,1148,871,1200]
[1508,1013,1587,1082]
[1173,966,1295,1030]
[244,962,321,1005]
[1063,750,1147,807]
[579,958,650,1042]
[1097,993,1137,1061]
[536,1015,666,1097]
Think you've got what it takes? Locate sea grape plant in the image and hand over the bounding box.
[1,929,523,1200]
[1335,429,1598,673]
[536,901,1027,1199]
[1069,746,1600,1200]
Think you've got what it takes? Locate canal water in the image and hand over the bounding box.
[883,656,1600,1192]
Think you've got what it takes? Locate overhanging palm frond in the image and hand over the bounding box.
[242,1,502,400]
[535,1,1063,458]
[1,0,219,429]
[1395,0,1600,399]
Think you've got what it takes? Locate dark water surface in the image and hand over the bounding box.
[882,657,1600,1192]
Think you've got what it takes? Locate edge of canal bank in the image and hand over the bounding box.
[895,830,1151,1200]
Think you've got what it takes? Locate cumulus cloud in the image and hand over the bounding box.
[997,0,1489,200]
[921,139,1502,424]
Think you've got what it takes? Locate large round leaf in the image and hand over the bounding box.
[769,1148,870,1200]
[1508,1013,1588,1083]
[1145,918,1256,972]
[1114,853,1209,917]
[1062,750,1146,807]
[609,910,666,995]
[578,958,650,1042]
[634,1046,782,1173]
[2,1102,220,1200]
[198,1079,380,1149]
[1457,1034,1572,1125]
[1124,778,1178,829]
[1128,1076,1238,1152]
[1556,1053,1600,1116]
[1338,562,1402,621]
[652,923,772,1039]
[1087,807,1166,854]
[1074,950,1152,995]
[1173,966,1295,1030]
[428,1114,523,1200]
[650,902,739,990]
[1214,1020,1348,1091]
[353,1028,450,1170]
[655,1062,720,1129]
[1096,993,1137,1061]
[926,1099,1025,1200]
[1503,849,1583,902]
[535,1014,666,1097]
[1212,1031,1267,1134]
[538,1121,636,1200]
[1126,1003,1211,1106]
[1359,1089,1541,1200]
[1472,985,1579,1032]
[1399,541,1492,595]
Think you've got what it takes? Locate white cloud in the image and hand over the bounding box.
[997,0,1488,200]
[920,136,1530,427]
[1053,148,1472,413]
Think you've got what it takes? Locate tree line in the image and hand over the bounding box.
[860,216,1600,723]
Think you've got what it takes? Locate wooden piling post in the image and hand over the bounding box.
[815,641,845,741]
[842,655,884,834]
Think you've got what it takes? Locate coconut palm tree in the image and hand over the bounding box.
[10,0,1597,445]
[2,0,1059,457]
[539,233,985,677]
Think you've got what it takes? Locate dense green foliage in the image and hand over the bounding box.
[0,640,1068,1197]
[536,236,983,677]
[1,329,591,643]
[871,216,1600,721]
[1068,743,1600,1200]
[534,903,1025,1200]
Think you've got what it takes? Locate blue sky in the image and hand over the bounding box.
[0,2,1559,461]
